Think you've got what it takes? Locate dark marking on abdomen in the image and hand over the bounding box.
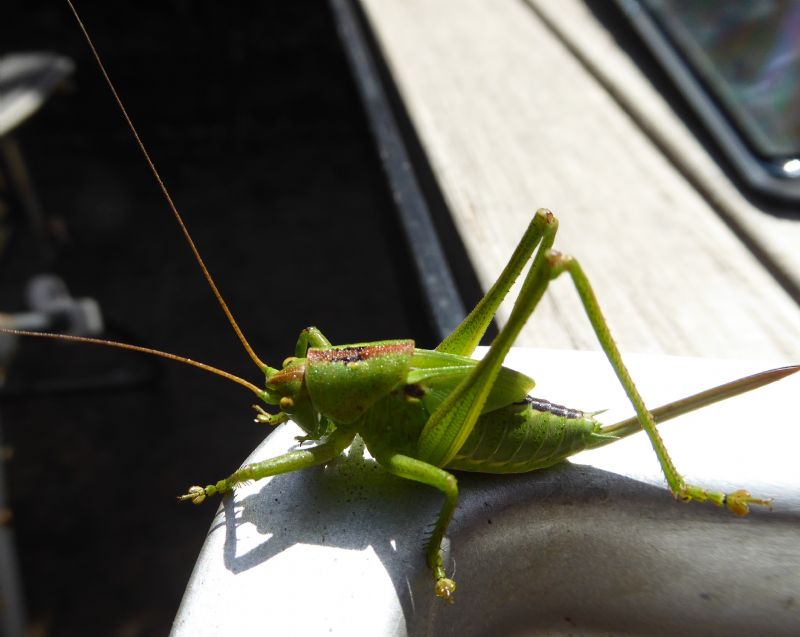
[404,383,425,398]
[516,395,584,419]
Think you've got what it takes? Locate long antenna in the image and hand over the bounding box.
[65,0,268,371]
[1,328,265,396]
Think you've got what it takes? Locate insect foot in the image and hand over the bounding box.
[435,577,456,603]
[252,405,288,427]
[677,484,773,516]
[177,486,209,505]
[724,489,773,516]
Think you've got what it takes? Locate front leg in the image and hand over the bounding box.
[179,429,354,504]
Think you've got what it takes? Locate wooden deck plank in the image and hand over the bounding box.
[530,0,800,301]
[358,0,800,359]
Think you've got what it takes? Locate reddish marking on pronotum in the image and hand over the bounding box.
[307,341,414,364]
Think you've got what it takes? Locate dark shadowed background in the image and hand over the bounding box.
[0,1,436,634]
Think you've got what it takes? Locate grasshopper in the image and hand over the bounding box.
[2,1,798,603]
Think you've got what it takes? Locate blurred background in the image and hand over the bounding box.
[0,1,437,634]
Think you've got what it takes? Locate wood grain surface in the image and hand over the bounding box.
[358,0,800,359]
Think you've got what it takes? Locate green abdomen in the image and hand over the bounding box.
[446,397,601,474]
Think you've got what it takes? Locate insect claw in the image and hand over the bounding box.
[724,489,772,516]
[252,405,286,426]
[435,577,456,603]
[177,485,207,505]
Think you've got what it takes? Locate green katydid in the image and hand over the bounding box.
[3,0,798,604]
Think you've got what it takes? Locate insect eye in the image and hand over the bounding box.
[280,397,295,412]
